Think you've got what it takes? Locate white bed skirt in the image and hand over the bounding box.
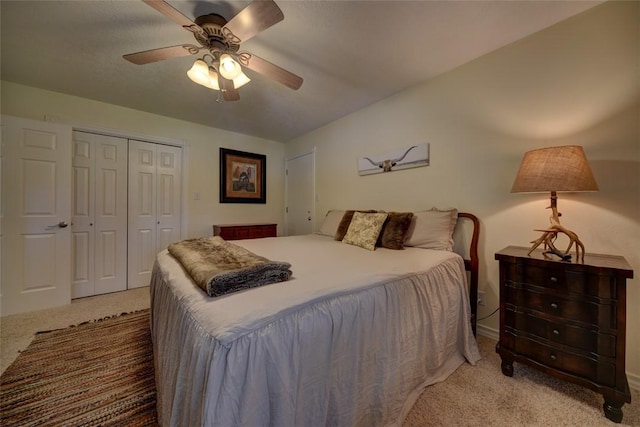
[151,235,481,426]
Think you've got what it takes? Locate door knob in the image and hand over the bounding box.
[46,221,68,230]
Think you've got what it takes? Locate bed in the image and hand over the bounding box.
[150,210,481,426]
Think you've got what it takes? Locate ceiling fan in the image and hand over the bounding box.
[123,0,303,101]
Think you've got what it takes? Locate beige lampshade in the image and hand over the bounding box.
[511,145,598,193]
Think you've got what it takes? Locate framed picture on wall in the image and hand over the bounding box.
[220,148,266,204]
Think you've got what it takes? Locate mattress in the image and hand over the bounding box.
[150,233,481,426]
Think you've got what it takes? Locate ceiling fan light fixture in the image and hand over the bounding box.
[126,0,304,97]
[187,59,211,86]
[219,54,242,80]
[232,71,251,89]
[205,68,221,91]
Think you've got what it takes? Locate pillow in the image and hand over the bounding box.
[376,212,414,250]
[334,209,378,241]
[404,208,458,251]
[342,212,388,251]
[317,210,346,237]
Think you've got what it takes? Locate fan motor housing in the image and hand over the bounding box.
[194,14,239,53]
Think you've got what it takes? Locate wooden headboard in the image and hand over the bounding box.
[457,212,480,336]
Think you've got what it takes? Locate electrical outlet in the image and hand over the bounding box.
[477,291,485,306]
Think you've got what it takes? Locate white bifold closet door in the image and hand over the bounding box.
[128,140,182,288]
[71,131,128,298]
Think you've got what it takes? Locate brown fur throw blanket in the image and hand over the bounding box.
[168,236,292,297]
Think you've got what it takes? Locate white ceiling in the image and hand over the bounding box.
[1,1,602,142]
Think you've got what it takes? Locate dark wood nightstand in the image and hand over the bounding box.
[213,223,277,240]
[495,246,633,423]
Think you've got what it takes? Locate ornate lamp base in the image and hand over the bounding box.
[527,192,586,262]
[528,228,584,262]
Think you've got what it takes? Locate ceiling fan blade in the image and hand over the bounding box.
[123,44,200,65]
[219,77,240,101]
[222,0,284,44]
[143,0,196,27]
[237,52,303,90]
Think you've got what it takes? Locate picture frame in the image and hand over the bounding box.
[220,148,267,204]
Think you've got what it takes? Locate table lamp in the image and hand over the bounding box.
[511,145,598,262]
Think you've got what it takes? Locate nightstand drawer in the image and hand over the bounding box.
[511,335,616,388]
[506,264,618,299]
[505,285,615,327]
[505,308,616,357]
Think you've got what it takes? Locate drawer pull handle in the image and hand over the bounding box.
[553,329,560,335]
[550,276,558,283]
[550,303,558,309]
[550,354,557,361]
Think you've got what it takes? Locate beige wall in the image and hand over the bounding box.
[285,1,640,382]
[1,81,286,238]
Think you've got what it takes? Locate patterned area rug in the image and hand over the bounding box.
[0,310,157,426]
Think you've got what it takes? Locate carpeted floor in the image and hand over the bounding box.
[1,294,638,426]
[405,336,640,426]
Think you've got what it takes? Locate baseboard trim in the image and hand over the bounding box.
[476,325,639,392]
[477,324,498,342]
[627,372,640,392]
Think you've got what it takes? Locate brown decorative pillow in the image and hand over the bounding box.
[376,212,414,250]
[334,209,377,241]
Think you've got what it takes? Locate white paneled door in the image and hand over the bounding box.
[1,116,72,316]
[71,132,127,298]
[285,151,315,235]
[128,140,181,288]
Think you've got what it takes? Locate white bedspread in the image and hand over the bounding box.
[151,234,481,426]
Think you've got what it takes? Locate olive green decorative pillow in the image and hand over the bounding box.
[342,212,389,251]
